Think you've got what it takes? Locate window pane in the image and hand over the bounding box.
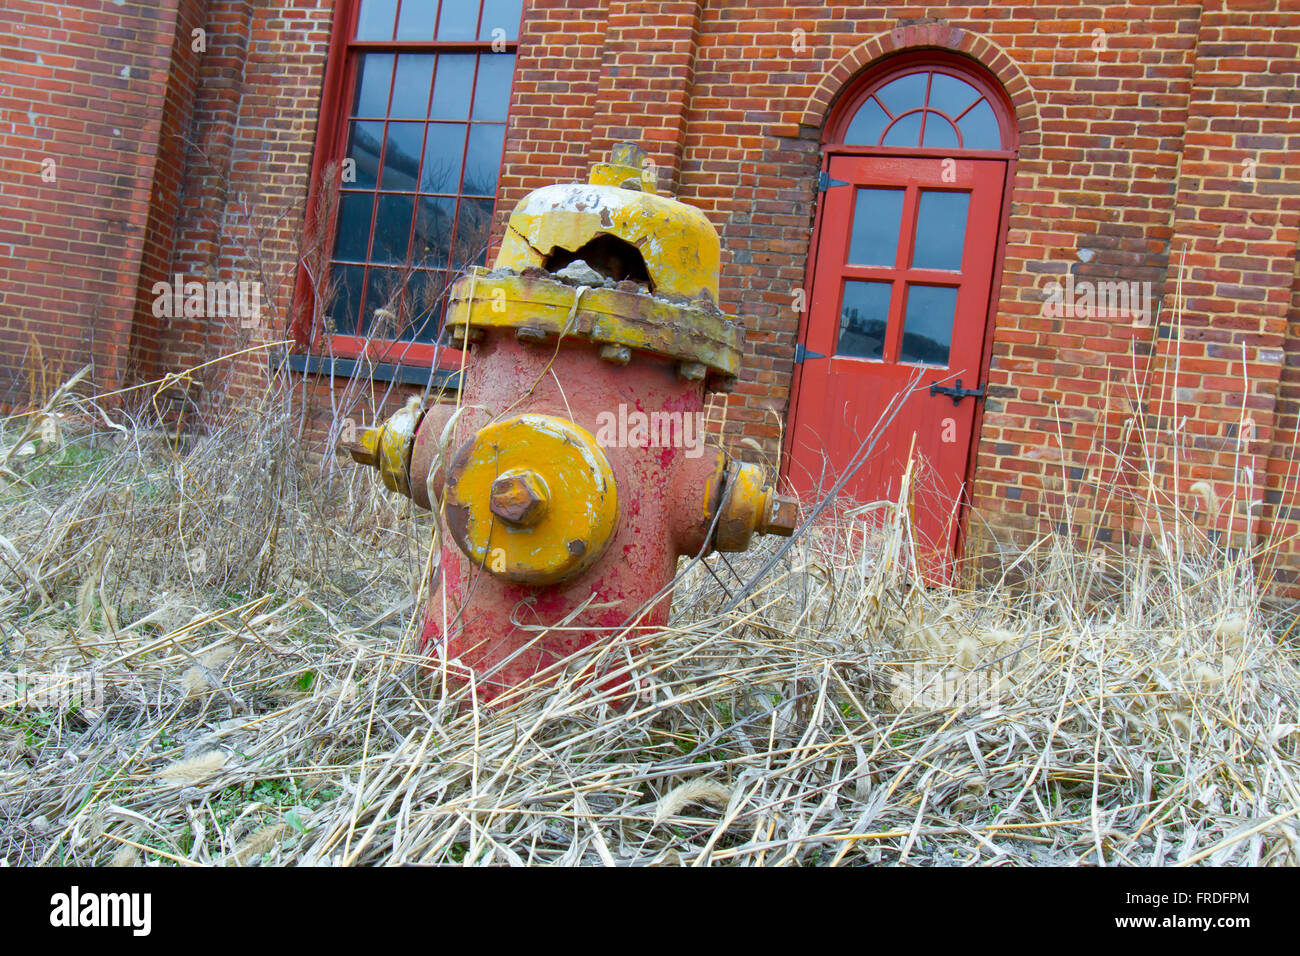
[921,113,958,148]
[334,193,375,262]
[380,121,425,191]
[405,270,446,342]
[353,54,394,117]
[391,55,434,118]
[479,0,524,41]
[472,53,515,122]
[395,0,438,41]
[912,191,970,271]
[430,55,475,120]
[329,263,366,334]
[901,285,957,366]
[957,99,1001,149]
[420,123,467,193]
[412,195,456,269]
[927,73,981,119]
[356,0,398,40]
[361,267,405,337]
[345,121,383,189]
[463,124,505,195]
[881,112,923,146]
[453,197,495,268]
[371,193,415,264]
[846,188,904,267]
[437,0,480,40]
[837,280,892,360]
[875,72,928,116]
[843,96,888,145]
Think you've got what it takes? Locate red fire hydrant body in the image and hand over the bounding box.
[345,144,796,700]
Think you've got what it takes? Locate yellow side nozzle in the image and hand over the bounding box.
[338,397,422,499]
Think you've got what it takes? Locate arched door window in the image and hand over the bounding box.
[785,54,1015,579]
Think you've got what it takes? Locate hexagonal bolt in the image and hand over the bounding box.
[489,469,550,527]
[516,326,550,346]
[677,361,707,382]
[758,493,799,537]
[599,344,631,366]
[446,325,484,347]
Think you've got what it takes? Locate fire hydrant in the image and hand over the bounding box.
[343,143,797,700]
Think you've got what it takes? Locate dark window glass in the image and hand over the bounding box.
[391,55,434,117]
[326,5,518,346]
[345,121,383,189]
[330,263,366,334]
[371,194,415,264]
[847,188,905,267]
[912,191,970,271]
[334,193,375,262]
[472,54,516,121]
[380,121,425,190]
[463,124,505,195]
[837,281,892,360]
[412,195,456,269]
[454,198,496,268]
[900,285,958,366]
[430,55,475,120]
[354,54,394,116]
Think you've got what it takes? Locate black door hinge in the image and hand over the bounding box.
[930,379,985,405]
[794,343,827,363]
[817,170,850,192]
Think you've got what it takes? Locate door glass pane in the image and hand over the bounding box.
[912,191,970,271]
[901,285,958,366]
[921,113,958,149]
[927,73,981,118]
[846,188,904,266]
[881,112,923,146]
[875,73,928,115]
[837,280,892,360]
[957,99,1000,149]
[844,97,889,145]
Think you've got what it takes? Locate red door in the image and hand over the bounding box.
[784,153,1005,577]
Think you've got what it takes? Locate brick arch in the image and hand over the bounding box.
[798,24,1039,147]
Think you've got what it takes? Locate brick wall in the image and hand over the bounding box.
[0,0,182,404]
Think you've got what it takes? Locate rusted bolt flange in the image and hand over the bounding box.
[489,468,550,527]
[599,344,632,365]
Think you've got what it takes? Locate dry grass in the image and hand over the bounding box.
[1,367,1298,867]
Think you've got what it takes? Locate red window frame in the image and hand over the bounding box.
[292,0,522,370]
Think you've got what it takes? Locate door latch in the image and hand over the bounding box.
[929,379,985,405]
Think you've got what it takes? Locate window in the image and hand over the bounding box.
[310,0,524,367]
